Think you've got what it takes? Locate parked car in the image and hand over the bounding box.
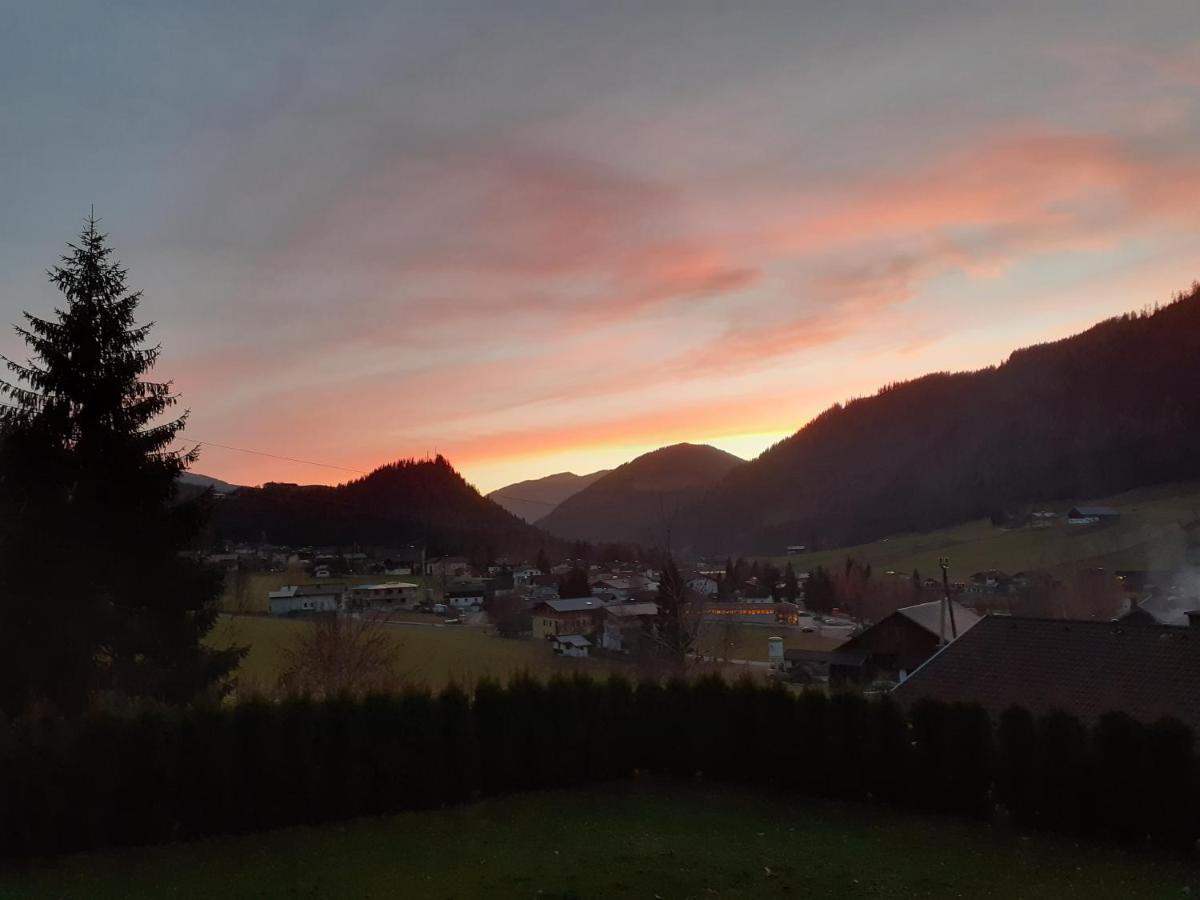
[444,617,463,625]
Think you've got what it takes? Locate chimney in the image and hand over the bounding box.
[1186,611,1200,630]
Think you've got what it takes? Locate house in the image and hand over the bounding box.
[268,583,345,616]
[428,556,472,578]
[529,581,560,602]
[513,566,542,584]
[1067,505,1120,526]
[891,615,1200,733]
[828,599,982,685]
[445,581,487,610]
[1031,510,1056,528]
[590,577,632,601]
[686,575,720,597]
[550,634,591,658]
[345,582,422,608]
[600,602,659,653]
[785,545,807,555]
[532,597,606,640]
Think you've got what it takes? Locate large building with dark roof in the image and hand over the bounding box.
[827,599,982,686]
[892,615,1200,733]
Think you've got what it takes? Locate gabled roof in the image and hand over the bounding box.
[268,583,346,599]
[894,599,982,637]
[552,634,591,647]
[606,602,659,618]
[892,616,1200,732]
[539,597,604,613]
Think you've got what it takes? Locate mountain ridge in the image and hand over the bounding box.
[535,443,745,545]
[680,284,1200,554]
[488,469,609,522]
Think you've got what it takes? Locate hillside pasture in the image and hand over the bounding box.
[770,480,1200,580]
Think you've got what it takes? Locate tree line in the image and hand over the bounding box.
[687,284,1200,553]
[1,674,1195,858]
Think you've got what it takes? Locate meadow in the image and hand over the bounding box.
[2,782,1194,899]
[205,613,648,693]
[771,480,1200,580]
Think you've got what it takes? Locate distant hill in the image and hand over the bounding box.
[536,443,745,545]
[178,472,240,495]
[684,284,1200,554]
[211,456,557,556]
[488,470,609,521]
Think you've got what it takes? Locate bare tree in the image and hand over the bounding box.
[277,613,406,697]
[652,557,706,672]
[486,591,531,638]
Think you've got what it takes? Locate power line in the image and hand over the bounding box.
[488,492,561,506]
[179,436,367,476]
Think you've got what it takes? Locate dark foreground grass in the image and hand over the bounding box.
[1,781,1196,899]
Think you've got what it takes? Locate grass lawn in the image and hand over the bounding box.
[206,614,634,693]
[2,782,1195,899]
[769,479,1200,579]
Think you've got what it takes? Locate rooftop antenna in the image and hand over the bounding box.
[939,556,958,644]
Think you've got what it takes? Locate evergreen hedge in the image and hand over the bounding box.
[0,675,1196,858]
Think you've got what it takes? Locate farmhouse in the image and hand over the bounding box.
[600,602,659,653]
[268,583,345,616]
[446,582,487,610]
[829,599,981,686]
[892,615,1200,733]
[532,597,606,640]
[345,582,422,608]
[1067,505,1120,526]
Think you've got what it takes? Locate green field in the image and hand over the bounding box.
[772,480,1200,579]
[3,782,1194,899]
[207,614,640,693]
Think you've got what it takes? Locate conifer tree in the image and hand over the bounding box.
[0,215,241,714]
[783,562,800,603]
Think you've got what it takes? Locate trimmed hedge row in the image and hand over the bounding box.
[0,675,1196,858]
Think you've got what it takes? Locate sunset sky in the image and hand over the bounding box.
[2,2,1199,493]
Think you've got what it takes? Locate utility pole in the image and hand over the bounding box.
[939,556,958,644]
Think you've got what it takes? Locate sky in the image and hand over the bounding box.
[2,2,1199,494]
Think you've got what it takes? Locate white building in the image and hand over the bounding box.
[550,634,591,658]
[445,582,487,610]
[268,584,344,616]
[686,575,719,597]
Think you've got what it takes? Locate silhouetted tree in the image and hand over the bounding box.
[783,562,800,603]
[654,556,702,667]
[806,565,836,613]
[558,566,591,599]
[0,215,241,714]
[535,547,551,574]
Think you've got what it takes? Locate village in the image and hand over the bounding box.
[194,495,1200,740]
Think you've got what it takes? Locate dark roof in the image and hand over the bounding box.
[892,616,1200,732]
[1069,505,1119,517]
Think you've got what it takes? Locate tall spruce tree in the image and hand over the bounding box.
[0,215,241,714]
